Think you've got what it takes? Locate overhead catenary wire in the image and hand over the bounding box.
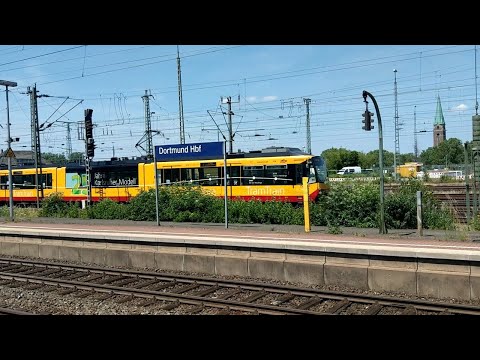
[2,44,476,157]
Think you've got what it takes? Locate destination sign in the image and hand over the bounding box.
[154,141,224,162]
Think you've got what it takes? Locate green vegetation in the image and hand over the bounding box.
[34,179,455,231]
[321,138,470,173]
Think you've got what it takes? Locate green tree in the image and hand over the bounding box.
[420,138,464,166]
[398,153,416,164]
[42,152,67,165]
[321,148,361,171]
[69,152,84,163]
[361,149,394,168]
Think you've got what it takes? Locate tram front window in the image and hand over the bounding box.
[312,157,327,183]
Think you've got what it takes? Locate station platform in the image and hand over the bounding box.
[1,218,480,301]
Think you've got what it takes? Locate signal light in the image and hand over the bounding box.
[84,109,95,158]
[362,110,374,131]
[86,138,96,158]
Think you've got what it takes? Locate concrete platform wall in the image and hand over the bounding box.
[0,235,479,301]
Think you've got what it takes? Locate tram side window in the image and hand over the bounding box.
[227,166,240,186]
[39,174,53,188]
[0,174,52,189]
[180,168,200,183]
[242,166,264,185]
[199,167,220,186]
[292,164,303,185]
[264,165,289,185]
[163,168,181,185]
[220,166,240,186]
[12,174,35,189]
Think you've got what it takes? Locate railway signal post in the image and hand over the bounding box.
[84,109,95,207]
[362,90,387,235]
[0,80,17,221]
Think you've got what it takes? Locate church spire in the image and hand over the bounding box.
[433,95,445,126]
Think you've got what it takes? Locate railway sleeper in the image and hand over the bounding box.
[402,305,417,315]
[364,302,383,315]
[113,278,139,287]
[17,268,44,275]
[150,281,177,291]
[82,274,105,282]
[0,265,25,272]
[96,292,115,301]
[171,283,200,294]
[74,290,96,299]
[43,285,62,292]
[115,295,135,304]
[216,288,242,300]
[37,268,63,276]
[7,281,25,288]
[189,303,205,314]
[161,300,181,311]
[243,290,268,303]
[216,307,231,315]
[325,299,351,314]
[6,267,30,274]
[271,292,295,305]
[132,279,159,289]
[23,283,46,291]
[296,296,323,310]
[191,285,220,297]
[50,271,76,279]
[138,297,158,307]
[63,272,90,281]
[58,287,78,296]
[96,275,126,285]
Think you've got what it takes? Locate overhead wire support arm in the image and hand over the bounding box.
[207,109,227,141]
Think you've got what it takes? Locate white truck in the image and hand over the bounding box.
[337,166,362,175]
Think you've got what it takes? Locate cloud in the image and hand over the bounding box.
[262,95,278,102]
[451,103,468,112]
[246,95,278,103]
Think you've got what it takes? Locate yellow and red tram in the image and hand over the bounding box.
[0,147,329,205]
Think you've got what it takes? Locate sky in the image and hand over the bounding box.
[0,45,477,161]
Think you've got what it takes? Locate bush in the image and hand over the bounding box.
[39,193,70,217]
[90,199,127,220]
[0,206,39,219]
[125,189,158,221]
[311,181,379,228]
[34,180,456,231]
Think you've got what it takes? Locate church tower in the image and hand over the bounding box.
[433,95,446,147]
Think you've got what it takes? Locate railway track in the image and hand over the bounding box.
[385,183,473,223]
[1,257,479,315]
[0,307,36,315]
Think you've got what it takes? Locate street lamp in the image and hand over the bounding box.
[0,80,18,221]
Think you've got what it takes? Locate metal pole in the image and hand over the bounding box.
[34,87,44,201]
[228,97,233,154]
[304,98,311,155]
[302,177,311,232]
[29,86,40,209]
[417,191,423,236]
[465,142,471,222]
[6,85,14,221]
[223,140,228,229]
[154,151,160,226]
[363,90,386,234]
[474,148,478,218]
[393,69,399,181]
